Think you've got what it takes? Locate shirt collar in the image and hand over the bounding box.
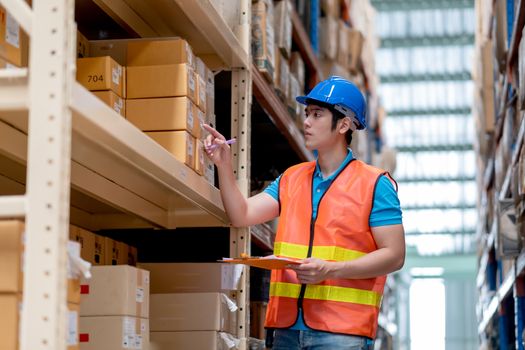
[314,148,354,180]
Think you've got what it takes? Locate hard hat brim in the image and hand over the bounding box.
[296,95,308,105]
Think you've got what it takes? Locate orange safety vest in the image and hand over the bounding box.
[265,159,394,338]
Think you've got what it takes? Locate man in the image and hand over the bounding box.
[203,76,405,350]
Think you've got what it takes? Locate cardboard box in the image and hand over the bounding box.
[290,52,305,91]
[126,97,200,137]
[321,0,340,17]
[0,5,29,67]
[76,56,124,97]
[197,73,207,113]
[76,30,89,58]
[89,39,132,66]
[127,245,138,266]
[206,67,215,120]
[0,56,16,68]
[91,90,125,117]
[79,316,149,350]
[195,139,205,176]
[150,331,240,350]
[127,38,195,68]
[150,293,237,333]
[252,0,275,81]
[319,16,338,60]
[250,301,267,340]
[68,303,80,350]
[204,156,216,186]
[0,220,24,293]
[348,29,364,73]
[127,63,197,103]
[104,237,128,265]
[336,20,350,68]
[138,263,243,293]
[67,241,82,305]
[145,131,195,169]
[69,226,105,265]
[274,0,292,59]
[274,52,289,100]
[0,294,21,350]
[80,265,150,318]
[195,56,206,79]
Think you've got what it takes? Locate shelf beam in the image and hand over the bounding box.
[0,195,26,218]
[396,144,473,152]
[380,34,474,48]
[397,175,475,183]
[387,107,471,117]
[371,0,473,11]
[403,204,476,210]
[252,65,314,162]
[380,71,471,83]
[405,230,475,236]
[98,0,249,68]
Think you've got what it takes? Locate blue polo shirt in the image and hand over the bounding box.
[263,149,402,330]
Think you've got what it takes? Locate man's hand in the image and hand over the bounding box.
[289,258,336,284]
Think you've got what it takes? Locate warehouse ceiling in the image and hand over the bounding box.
[371,0,476,256]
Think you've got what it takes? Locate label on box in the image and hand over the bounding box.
[188,71,195,92]
[187,137,193,156]
[113,102,122,114]
[136,287,144,303]
[135,335,143,349]
[67,310,78,345]
[185,44,193,67]
[122,317,140,349]
[141,319,147,332]
[198,109,205,125]
[187,101,194,129]
[112,67,120,85]
[6,13,20,48]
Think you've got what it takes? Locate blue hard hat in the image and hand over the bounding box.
[296,76,367,130]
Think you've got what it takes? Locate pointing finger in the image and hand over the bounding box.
[202,124,226,140]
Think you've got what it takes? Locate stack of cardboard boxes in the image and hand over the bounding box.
[252,0,305,129]
[319,0,364,79]
[78,265,150,350]
[76,56,126,117]
[0,220,82,350]
[69,225,137,267]
[0,4,29,69]
[140,262,242,350]
[76,36,216,186]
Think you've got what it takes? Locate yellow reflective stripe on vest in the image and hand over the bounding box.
[270,282,381,307]
[274,242,366,261]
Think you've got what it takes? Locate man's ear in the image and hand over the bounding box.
[338,116,352,134]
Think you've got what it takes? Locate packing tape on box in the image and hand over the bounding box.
[221,293,238,313]
[68,241,92,279]
[219,332,240,350]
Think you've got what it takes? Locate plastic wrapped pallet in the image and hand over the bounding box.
[252,0,275,82]
[274,0,292,59]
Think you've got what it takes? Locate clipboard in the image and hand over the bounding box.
[219,255,302,270]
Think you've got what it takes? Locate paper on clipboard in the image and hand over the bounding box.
[219,255,303,270]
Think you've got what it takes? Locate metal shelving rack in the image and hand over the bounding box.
[0,0,252,349]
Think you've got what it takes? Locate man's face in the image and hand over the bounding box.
[303,104,337,151]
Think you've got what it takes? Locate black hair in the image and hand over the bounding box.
[306,98,354,145]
